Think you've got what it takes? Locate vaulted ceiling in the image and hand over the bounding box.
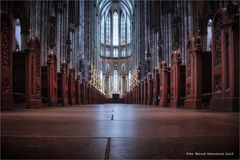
[97,0,133,17]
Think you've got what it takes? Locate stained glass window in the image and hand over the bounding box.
[207,19,212,51]
[128,70,131,91]
[126,15,131,44]
[101,17,105,44]
[113,48,118,57]
[15,19,21,51]
[122,48,126,57]
[106,48,110,57]
[113,12,119,46]
[121,13,126,45]
[106,15,111,45]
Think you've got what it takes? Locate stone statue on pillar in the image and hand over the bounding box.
[88,65,92,81]
[137,62,141,81]
[146,42,151,73]
[66,33,72,64]
[172,17,180,51]
[49,16,56,49]
[78,57,85,75]
[158,32,163,61]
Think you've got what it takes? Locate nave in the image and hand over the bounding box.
[1,1,239,111]
[1,1,239,159]
[1,104,239,159]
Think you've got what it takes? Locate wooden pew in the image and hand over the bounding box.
[75,75,81,105]
[89,84,92,104]
[94,86,98,104]
[170,51,186,107]
[1,13,14,110]
[201,51,212,107]
[12,38,42,108]
[138,83,141,104]
[159,61,170,107]
[184,37,212,109]
[130,90,133,104]
[143,77,148,105]
[211,5,239,111]
[80,79,85,104]
[147,73,153,105]
[68,68,76,105]
[41,66,48,104]
[12,51,26,106]
[153,68,160,105]
[26,38,42,108]
[41,51,58,106]
[141,80,144,104]
[57,61,68,106]
[136,85,138,104]
[126,90,128,103]
[86,82,90,104]
[133,86,136,104]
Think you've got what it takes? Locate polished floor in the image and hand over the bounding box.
[1,104,239,159]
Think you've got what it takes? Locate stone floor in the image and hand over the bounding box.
[1,104,239,159]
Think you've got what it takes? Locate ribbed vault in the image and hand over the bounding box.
[97,0,133,17]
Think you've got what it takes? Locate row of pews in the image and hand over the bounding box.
[11,39,105,108]
[123,7,239,111]
[1,13,106,110]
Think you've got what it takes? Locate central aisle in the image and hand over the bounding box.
[1,104,239,159]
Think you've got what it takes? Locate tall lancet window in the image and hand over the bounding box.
[121,13,126,45]
[122,48,126,57]
[113,48,118,57]
[113,12,119,46]
[106,48,110,57]
[128,70,131,91]
[100,70,103,92]
[113,70,118,93]
[101,17,105,44]
[15,19,21,51]
[106,15,111,45]
[207,19,213,51]
[126,15,131,44]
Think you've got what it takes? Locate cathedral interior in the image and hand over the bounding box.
[1,0,239,159]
